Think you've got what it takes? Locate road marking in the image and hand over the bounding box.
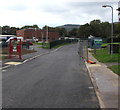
[2,70,6,72]
[1,46,62,69]
[5,62,22,65]
[88,87,94,89]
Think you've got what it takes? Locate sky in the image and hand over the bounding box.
[0,0,119,28]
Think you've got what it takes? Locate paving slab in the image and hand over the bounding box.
[87,52,119,108]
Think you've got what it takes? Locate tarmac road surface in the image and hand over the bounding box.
[2,44,100,108]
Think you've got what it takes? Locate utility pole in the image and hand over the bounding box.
[102,5,113,55]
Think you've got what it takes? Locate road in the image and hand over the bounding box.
[2,43,100,108]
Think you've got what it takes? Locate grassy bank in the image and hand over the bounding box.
[102,42,120,47]
[108,65,120,76]
[33,42,42,45]
[91,48,119,63]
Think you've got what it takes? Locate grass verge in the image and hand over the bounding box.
[33,42,42,45]
[91,48,119,63]
[108,65,120,76]
[102,42,120,47]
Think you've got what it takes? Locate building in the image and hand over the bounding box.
[16,28,59,42]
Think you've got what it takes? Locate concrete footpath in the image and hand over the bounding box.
[86,52,119,109]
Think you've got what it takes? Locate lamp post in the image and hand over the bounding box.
[102,5,113,54]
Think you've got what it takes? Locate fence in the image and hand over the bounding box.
[78,40,88,61]
[42,39,78,49]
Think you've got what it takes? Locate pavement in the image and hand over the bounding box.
[1,44,119,109]
[86,52,119,109]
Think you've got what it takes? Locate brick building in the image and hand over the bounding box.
[16,28,59,42]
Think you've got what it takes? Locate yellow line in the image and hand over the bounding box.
[5,62,22,65]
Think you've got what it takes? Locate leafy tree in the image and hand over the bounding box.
[90,19,102,37]
[100,22,111,38]
[2,25,11,35]
[56,28,67,37]
[21,24,39,29]
[68,28,78,37]
[78,23,91,38]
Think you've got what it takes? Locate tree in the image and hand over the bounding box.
[90,19,102,37]
[68,28,78,37]
[100,22,111,38]
[56,28,67,37]
[2,25,11,35]
[78,23,91,38]
[21,24,39,29]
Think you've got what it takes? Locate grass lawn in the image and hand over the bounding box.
[91,48,119,63]
[108,65,120,76]
[102,42,120,47]
[33,42,42,45]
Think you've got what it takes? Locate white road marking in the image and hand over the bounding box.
[2,70,6,72]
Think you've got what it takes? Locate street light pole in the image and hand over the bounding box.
[102,5,113,54]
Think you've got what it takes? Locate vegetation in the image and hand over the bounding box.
[101,43,120,48]
[108,65,120,76]
[5,20,119,44]
[91,48,119,63]
[1,19,120,42]
[33,42,43,45]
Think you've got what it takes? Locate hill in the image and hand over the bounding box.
[56,24,80,32]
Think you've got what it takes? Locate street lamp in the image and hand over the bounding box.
[102,5,113,54]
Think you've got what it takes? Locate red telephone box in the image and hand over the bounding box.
[8,38,22,59]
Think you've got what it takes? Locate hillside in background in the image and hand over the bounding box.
[56,24,81,32]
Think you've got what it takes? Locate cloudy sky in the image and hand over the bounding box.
[0,0,119,28]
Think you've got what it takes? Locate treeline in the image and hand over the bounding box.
[1,25,39,35]
[68,19,120,40]
[1,19,120,41]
